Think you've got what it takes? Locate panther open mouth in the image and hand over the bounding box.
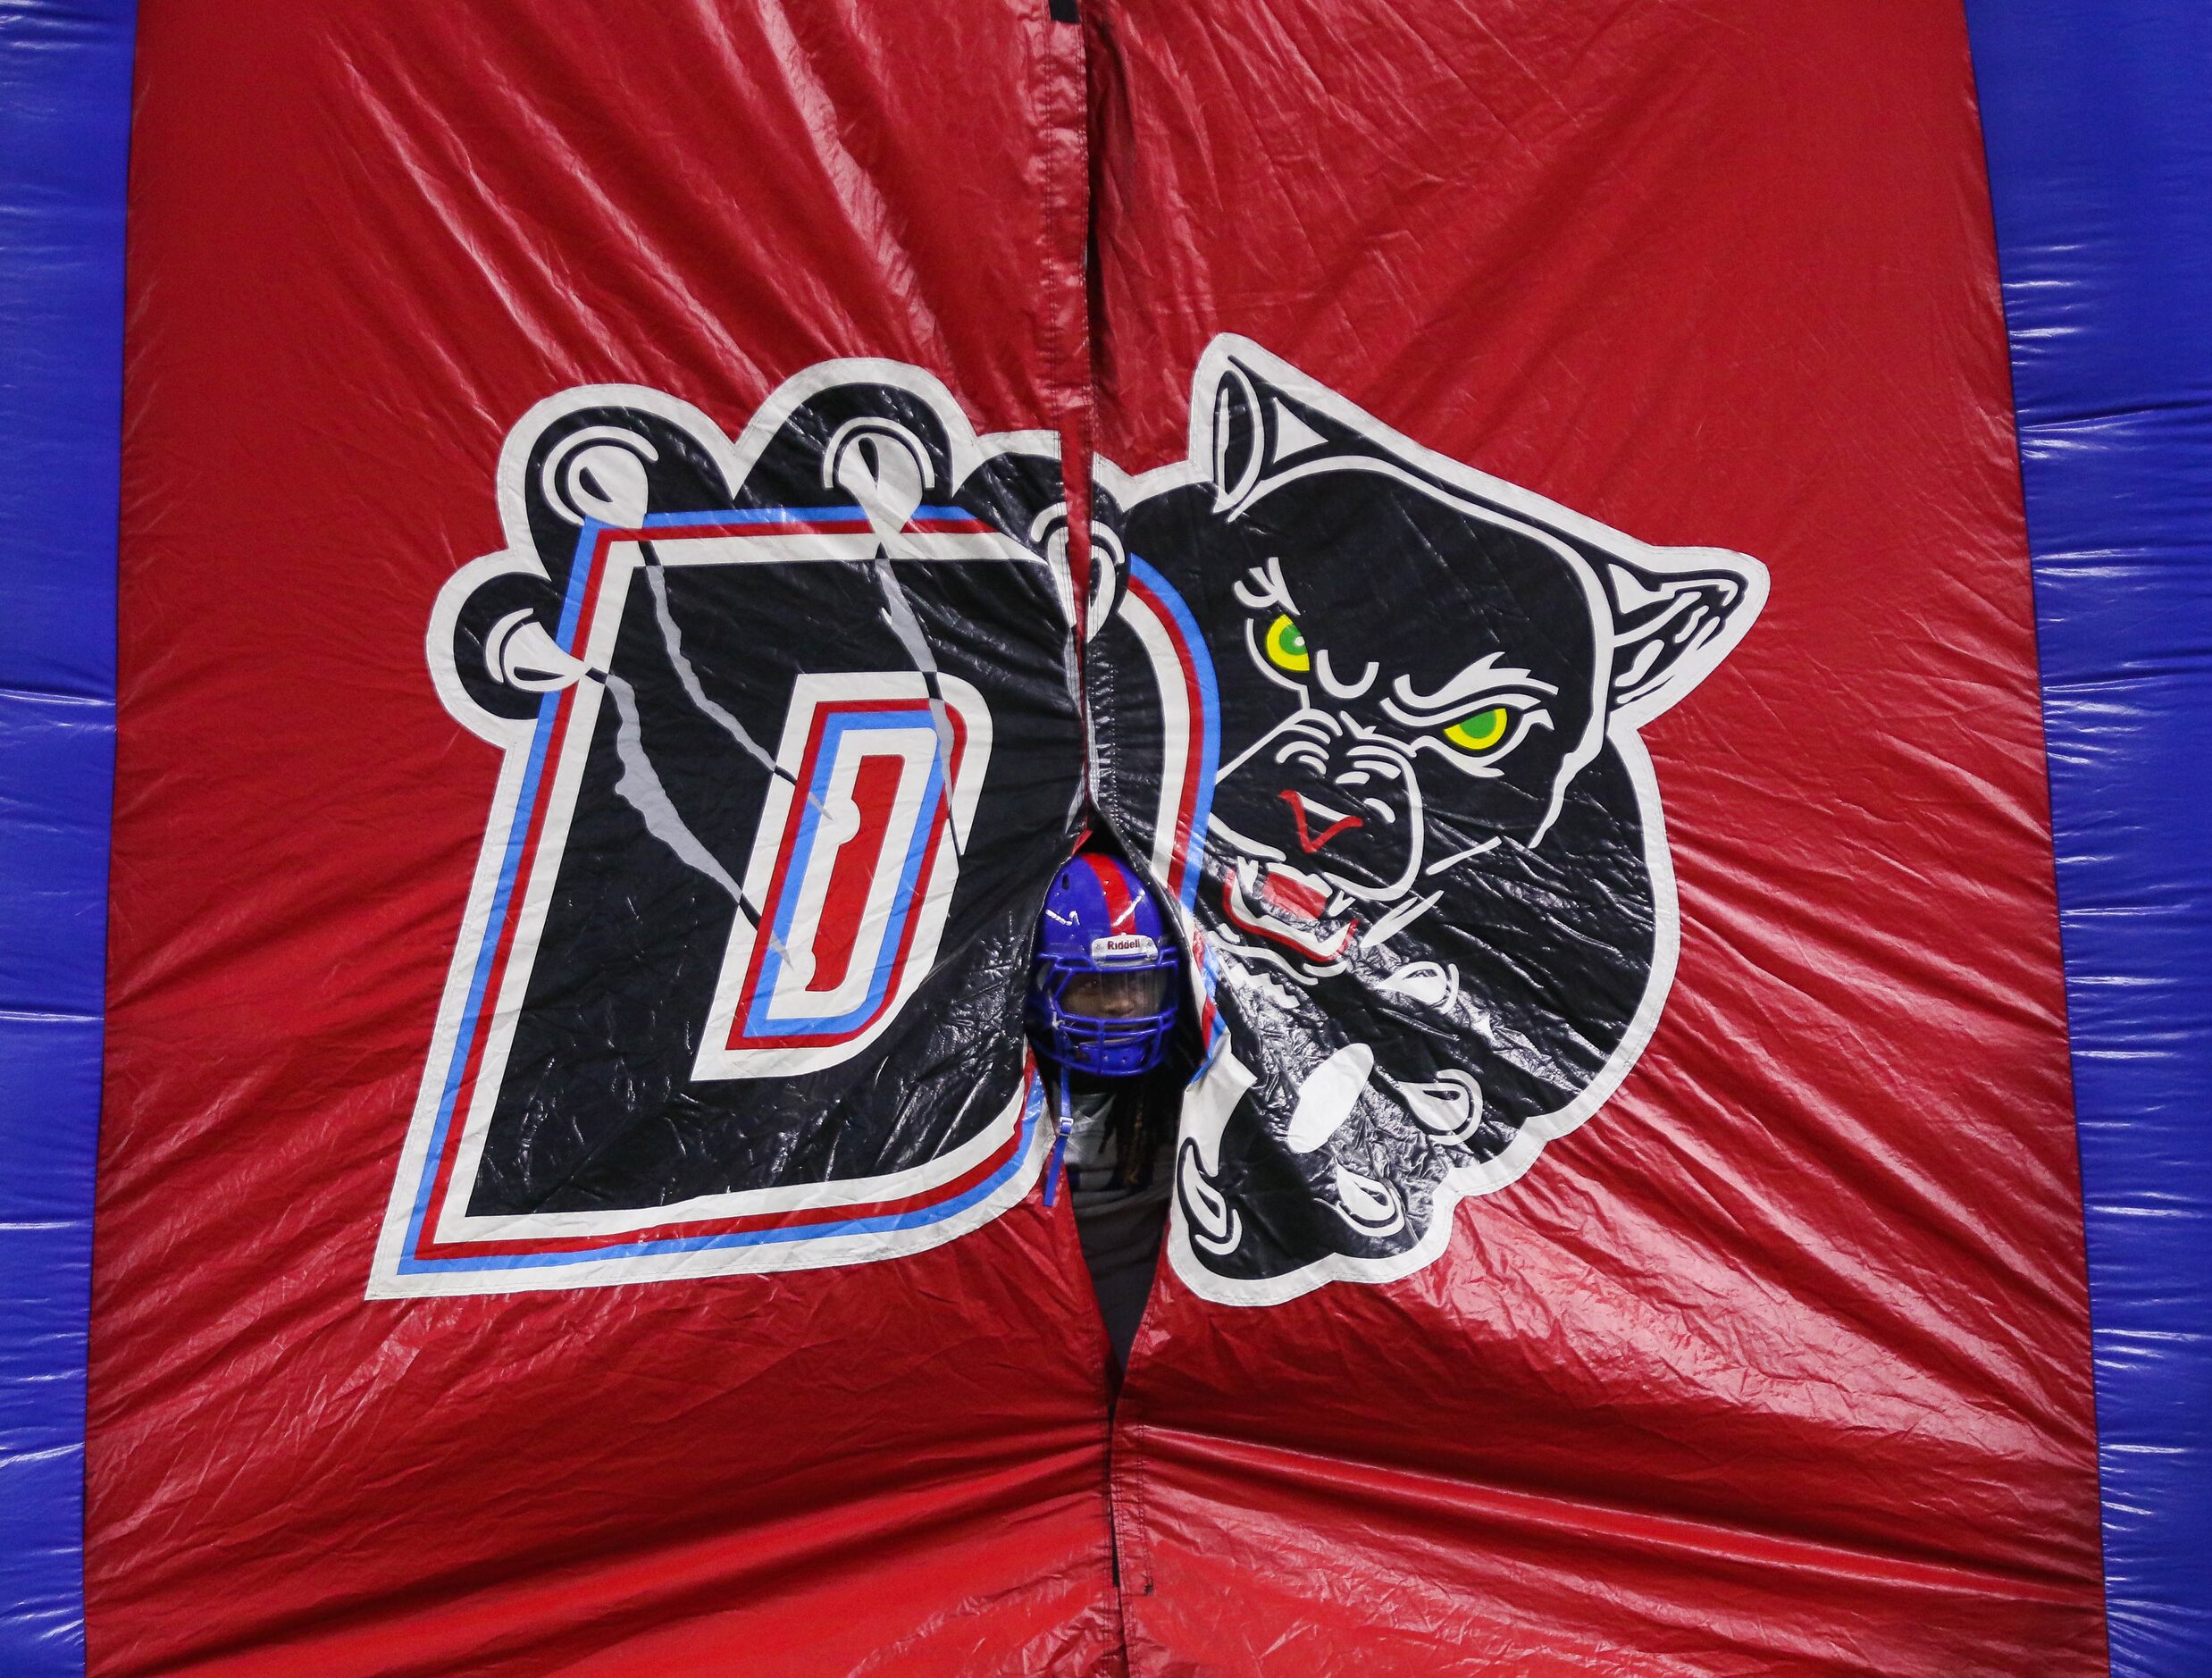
[1221,856,1359,967]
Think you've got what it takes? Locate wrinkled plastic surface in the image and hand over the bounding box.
[1968,3,2212,1669]
[77,0,2125,1674]
[92,3,1116,1673]
[1086,1,2105,1669]
[0,0,132,1670]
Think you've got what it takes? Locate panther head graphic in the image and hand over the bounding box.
[1093,339,1765,1302]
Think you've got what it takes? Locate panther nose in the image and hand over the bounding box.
[1280,788,1364,853]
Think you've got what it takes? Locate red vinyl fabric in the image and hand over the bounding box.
[1085,3,2105,1671]
[88,2,2104,1674]
[92,4,1118,1674]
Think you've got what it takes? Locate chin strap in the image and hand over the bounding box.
[1043,1064,1075,1207]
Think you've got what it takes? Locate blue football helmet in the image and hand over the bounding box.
[1026,850,1182,1077]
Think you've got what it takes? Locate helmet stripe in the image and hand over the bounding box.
[1083,850,1138,931]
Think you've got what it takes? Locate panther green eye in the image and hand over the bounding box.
[1262,613,1311,674]
[1443,706,1512,752]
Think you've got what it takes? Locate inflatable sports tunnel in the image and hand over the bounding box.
[2,0,2206,1671]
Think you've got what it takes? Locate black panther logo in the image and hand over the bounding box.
[1091,339,1764,1304]
[376,342,1758,1304]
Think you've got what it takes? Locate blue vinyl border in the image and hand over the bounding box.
[1965,4,2212,1671]
[0,0,136,1669]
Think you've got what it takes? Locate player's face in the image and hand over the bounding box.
[1061,970,1167,1019]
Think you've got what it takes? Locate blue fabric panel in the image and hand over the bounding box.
[1965,5,2212,1672]
[0,0,136,1668]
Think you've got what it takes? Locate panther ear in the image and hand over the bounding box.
[1602,548,1766,724]
[1202,352,1362,517]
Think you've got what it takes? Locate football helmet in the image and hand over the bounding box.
[1025,850,1181,1077]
